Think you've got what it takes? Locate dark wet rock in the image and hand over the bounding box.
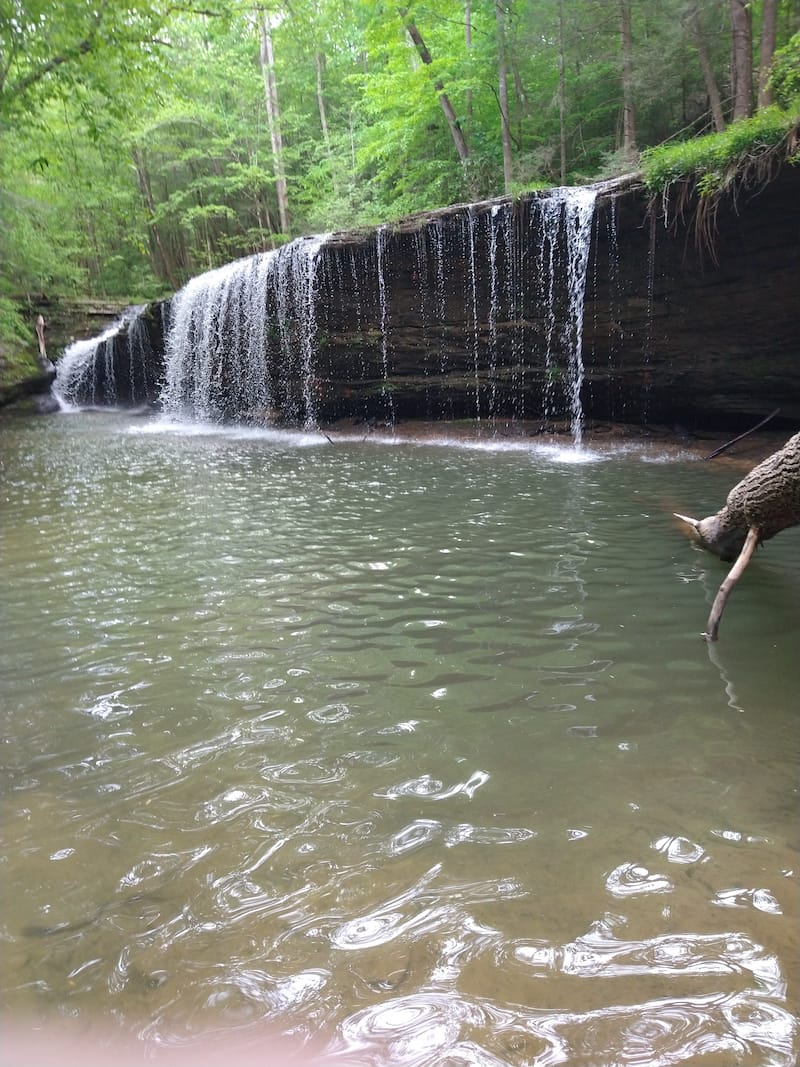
[0,368,56,410]
[310,168,800,432]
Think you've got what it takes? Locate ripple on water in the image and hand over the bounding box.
[651,835,707,865]
[389,819,537,857]
[199,786,271,824]
[376,770,490,801]
[307,702,353,724]
[339,992,486,1064]
[712,887,783,915]
[330,866,525,954]
[605,862,673,898]
[512,922,786,993]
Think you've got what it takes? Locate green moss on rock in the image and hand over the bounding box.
[641,107,799,196]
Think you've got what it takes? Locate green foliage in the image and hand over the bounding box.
[770,32,800,109]
[0,297,40,393]
[2,0,799,304]
[0,296,29,348]
[640,108,800,195]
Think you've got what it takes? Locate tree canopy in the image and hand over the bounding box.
[1,0,798,319]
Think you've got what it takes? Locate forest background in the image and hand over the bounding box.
[1,0,799,349]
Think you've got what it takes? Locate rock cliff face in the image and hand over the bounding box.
[50,167,800,433]
[310,168,800,431]
[581,167,800,431]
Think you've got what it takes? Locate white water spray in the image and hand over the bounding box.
[533,187,597,445]
[161,235,330,426]
[54,307,145,410]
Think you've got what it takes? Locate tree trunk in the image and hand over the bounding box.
[675,432,800,639]
[730,0,754,120]
[132,147,180,290]
[757,0,778,108]
[495,0,514,194]
[259,14,290,236]
[619,0,637,162]
[464,0,473,133]
[557,0,568,184]
[314,51,330,145]
[680,433,800,558]
[399,9,470,165]
[685,0,726,132]
[511,59,532,119]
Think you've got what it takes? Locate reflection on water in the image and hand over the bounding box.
[1,413,798,1065]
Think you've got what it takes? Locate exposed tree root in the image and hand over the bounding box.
[703,525,761,641]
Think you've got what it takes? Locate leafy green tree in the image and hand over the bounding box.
[2,0,798,322]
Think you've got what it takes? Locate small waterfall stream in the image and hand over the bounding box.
[559,187,598,445]
[161,235,331,427]
[54,306,149,410]
[161,254,274,422]
[463,209,482,421]
[375,225,395,423]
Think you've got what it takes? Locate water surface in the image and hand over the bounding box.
[1,413,798,1065]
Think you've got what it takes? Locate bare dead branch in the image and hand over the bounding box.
[704,409,781,460]
[703,525,760,641]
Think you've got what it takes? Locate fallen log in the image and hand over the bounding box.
[675,431,800,640]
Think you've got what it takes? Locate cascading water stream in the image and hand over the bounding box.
[160,234,330,426]
[463,209,482,421]
[275,233,331,428]
[54,336,100,410]
[54,306,146,410]
[531,186,598,446]
[375,225,395,423]
[487,205,502,422]
[560,187,598,445]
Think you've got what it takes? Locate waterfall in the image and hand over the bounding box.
[531,186,597,445]
[54,306,147,410]
[487,205,502,422]
[463,209,482,421]
[54,335,99,409]
[162,253,275,424]
[274,233,330,427]
[55,187,602,441]
[561,187,597,445]
[160,234,330,426]
[375,225,395,423]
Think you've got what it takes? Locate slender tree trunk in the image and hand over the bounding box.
[758,0,778,107]
[618,0,637,161]
[204,225,213,271]
[35,315,51,369]
[132,148,179,289]
[730,0,754,119]
[511,60,532,118]
[465,0,473,133]
[557,0,568,183]
[399,8,470,164]
[495,0,514,193]
[314,48,342,198]
[258,13,290,235]
[84,212,102,283]
[685,0,726,131]
[314,51,330,144]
